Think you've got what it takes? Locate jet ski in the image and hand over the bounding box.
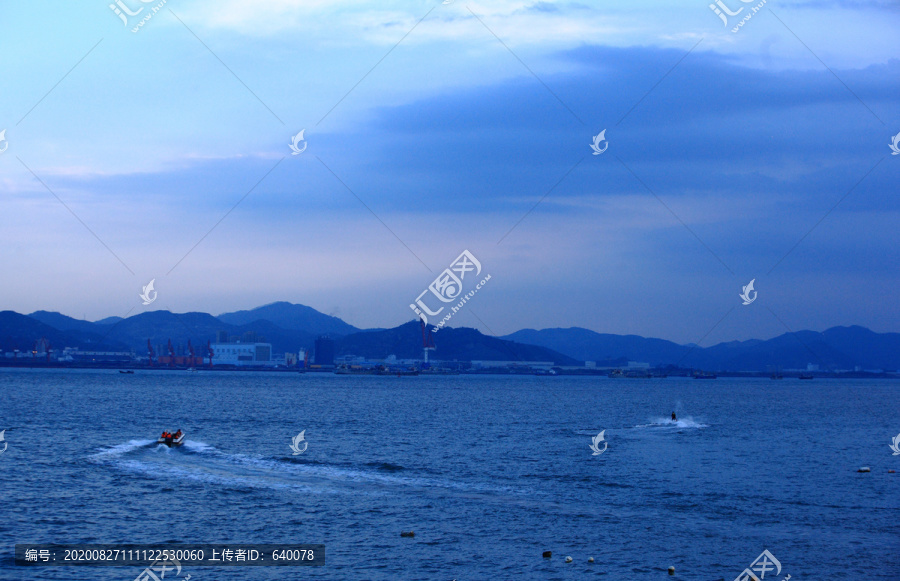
[157,430,185,447]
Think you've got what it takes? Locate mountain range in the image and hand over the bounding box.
[502,326,900,371]
[2,302,899,371]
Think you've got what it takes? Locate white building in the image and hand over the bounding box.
[284,349,308,366]
[211,342,273,366]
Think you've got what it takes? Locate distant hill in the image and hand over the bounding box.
[820,326,900,369]
[28,310,110,335]
[228,319,315,354]
[5,305,900,370]
[502,325,900,371]
[99,310,229,353]
[503,327,687,365]
[13,308,324,356]
[91,311,313,355]
[337,320,579,365]
[218,302,358,337]
[0,311,124,352]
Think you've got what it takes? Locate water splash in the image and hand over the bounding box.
[635,417,708,429]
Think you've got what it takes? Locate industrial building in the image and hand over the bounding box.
[210,341,273,366]
[314,336,335,366]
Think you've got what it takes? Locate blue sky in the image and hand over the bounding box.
[1,0,898,344]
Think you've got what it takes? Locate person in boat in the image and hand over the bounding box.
[161,431,168,439]
[174,429,182,439]
[671,411,676,421]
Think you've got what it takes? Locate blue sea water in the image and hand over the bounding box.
[0,368,898,580]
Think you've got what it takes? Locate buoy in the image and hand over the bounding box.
[889,470,895,473]
[858,467,871,473]
[565,556,572,563]
[668,565,675,575]
[588,557,594,563]
[542,551,552,559]
[400,531,415,537]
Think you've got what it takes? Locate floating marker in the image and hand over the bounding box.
[542,551,552,558]
[588,557,594,563]
[400,531,415,537]
[858,467,871,473]
[668,566,675,575]
[565,556,572,563]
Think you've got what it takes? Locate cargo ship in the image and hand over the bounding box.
[334,364,419,376]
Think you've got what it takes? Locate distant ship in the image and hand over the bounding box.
[420,367,460,375]
[799,374,814,380]
[608,368,658,378]
[692,371,717,379]
[334,364,419,376]
[334,364,378,375]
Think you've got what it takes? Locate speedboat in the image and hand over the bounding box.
[157,431,185,447]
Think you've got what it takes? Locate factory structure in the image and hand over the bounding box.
[143,330,303,369]
[207,330,275,367]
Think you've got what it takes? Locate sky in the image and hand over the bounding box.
[0,0,898,345]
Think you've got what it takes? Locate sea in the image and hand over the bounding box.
[0,368,897,580]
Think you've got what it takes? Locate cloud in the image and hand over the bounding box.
[3,0,900,340]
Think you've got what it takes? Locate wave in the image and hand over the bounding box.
[88,439,514,497]
[365,462,405,472]
[634,417,708,429]
[88,439,156,459]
